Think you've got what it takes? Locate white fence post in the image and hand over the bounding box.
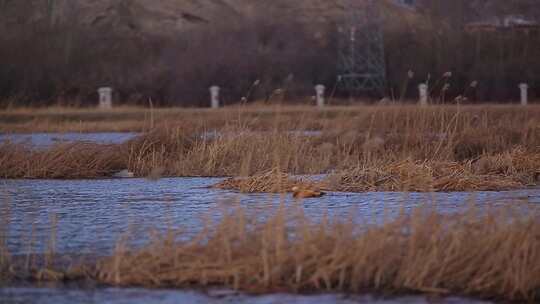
[315,84,326,107]
[418,83,428,106]
[519,83,529,106]
[210,86,220,109]
[98,87,113,109]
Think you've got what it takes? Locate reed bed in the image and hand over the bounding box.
[0,105,539,189]
[0,141,126,179]
[1,104,539,134]
[213,169,324,193]
[214,148,539,193]
[2,203,539,302]
[330,161,520,192]
[328,147,540,192]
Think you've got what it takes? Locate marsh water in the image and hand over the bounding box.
[2,177,540,255]
[1,177,539,304]
[1,132,539,303]
[0,286,492,304]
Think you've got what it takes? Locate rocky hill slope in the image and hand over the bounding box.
[2,0,538,33]
[0,0,415,37]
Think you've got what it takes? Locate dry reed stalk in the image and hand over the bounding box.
[1,105,539,134]
[213,169,325,193]
[84,204,539,301]
[0,142,126,179]
[1,202,539,301]
[0,105,539,184]
[327,156,530,193]
[214,148,540,193]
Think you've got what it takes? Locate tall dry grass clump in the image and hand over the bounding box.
[125,122,333,177]
[95,204,540,301]
[1,197,539,301]
[326,147,540,192]
[215,147,539,193]
[0,141,126,179]
[214,169,325,193]
[4,203,533,301]
[119,105,540,180]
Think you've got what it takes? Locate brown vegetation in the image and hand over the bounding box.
[327,147,540,192]
[213,169,320,194]
[2,202,539,302]
[1,105,539,192]
[213,148,540,193]
[0,142,126,179]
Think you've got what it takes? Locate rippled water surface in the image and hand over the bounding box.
[0,132,138,148]
[0,131,319,149]
[1,178,539,304]
[0,287,491,304]
[2,178,539,255]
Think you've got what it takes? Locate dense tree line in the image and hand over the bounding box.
[0,0,538,107]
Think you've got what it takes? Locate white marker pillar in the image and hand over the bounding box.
[315,84,326,107]
[98,87,113,109]
[519,83,529,106]
[419,83,429,106]
[209,86,220,109]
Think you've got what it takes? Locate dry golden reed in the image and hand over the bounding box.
[0,141,126,179]
[327,148,539,192]
[0,105,539,190]
[2,202,539,302]
[213,169,325,193]
[215,148,539,193]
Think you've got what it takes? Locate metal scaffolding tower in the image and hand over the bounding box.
[337,0,387,97]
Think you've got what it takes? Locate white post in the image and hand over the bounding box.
[98,87,113,109]
[210,86,220,109]
[418,83,429,106]
[315,84,326,107]
[519,83,529,106]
